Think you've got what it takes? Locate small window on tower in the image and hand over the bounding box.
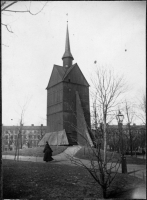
[68,79,70,82]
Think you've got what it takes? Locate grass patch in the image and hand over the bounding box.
[2,146,68,157]
[3,160,146,199]
[126,152,144,155]
[75,147,146,165]
[75,147,120,162]
[125,155,146,165]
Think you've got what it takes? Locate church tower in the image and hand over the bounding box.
[46,23,93,146]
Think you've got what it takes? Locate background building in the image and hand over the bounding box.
[2,124,47,151]
[92,124,146,153]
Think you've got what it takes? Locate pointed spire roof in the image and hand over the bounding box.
[62,23,74,60]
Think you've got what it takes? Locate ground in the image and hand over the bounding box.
[3,146,146,165]
[2,146,67,157]
[75,147,146,165]
[3,160,146,199]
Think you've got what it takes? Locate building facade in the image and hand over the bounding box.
[2,124,47,151]
[92,124,146,152]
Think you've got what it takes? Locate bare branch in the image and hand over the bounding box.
[66,131,121,198]
[1,1,18,11]
[136,92,146,124]
[3,2,48,15]
[91,65,127,164]
[3,9,29,13]
[2,1,48,34]
[2,22,13,33]
[2,43,9,47]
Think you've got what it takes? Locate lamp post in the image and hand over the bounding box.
[116,110,127,173]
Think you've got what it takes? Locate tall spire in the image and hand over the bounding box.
[62,22,74,67]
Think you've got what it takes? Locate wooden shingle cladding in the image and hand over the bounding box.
[47,82,63,132]
[63,63,89,87]
[46,63,91,144]
[76,91,93,146]
[46,65,64,89]
[47,112,63,132]
[47,83,63,108]
[63,81,90,129]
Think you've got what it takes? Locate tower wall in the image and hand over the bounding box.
[63,81,91,132]
[47,83,64,132]
[63,58,73,68]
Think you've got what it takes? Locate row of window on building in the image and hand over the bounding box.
[2,125,47,151]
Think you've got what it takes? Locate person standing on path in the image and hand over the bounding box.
[43,141,54,162]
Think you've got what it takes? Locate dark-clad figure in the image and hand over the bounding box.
[43,141,54,162]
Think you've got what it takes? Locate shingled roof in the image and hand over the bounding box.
[46,63,89,89]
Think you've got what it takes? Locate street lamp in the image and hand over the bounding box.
[116,110,127,173]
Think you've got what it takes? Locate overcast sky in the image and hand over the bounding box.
[2,1,146,126]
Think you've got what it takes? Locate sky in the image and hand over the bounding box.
[2,1,146,126]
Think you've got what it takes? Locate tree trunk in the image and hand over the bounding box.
[102,186,107,199]
[130,138,133,156]
[20,135,22,149]
[128,124,133,156]
[103,114,107,165]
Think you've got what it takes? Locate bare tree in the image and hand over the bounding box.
[14,99,30,161]
[56,102,121,198]
[91,97,99,131]
[123,100,136,156]
[137,93,146,125]
[65,124,121,199]
[91,92,103,131]
[91,65,127,165]
[106,127,120,153]
[1,1,48,35]
[14,106,25,160]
